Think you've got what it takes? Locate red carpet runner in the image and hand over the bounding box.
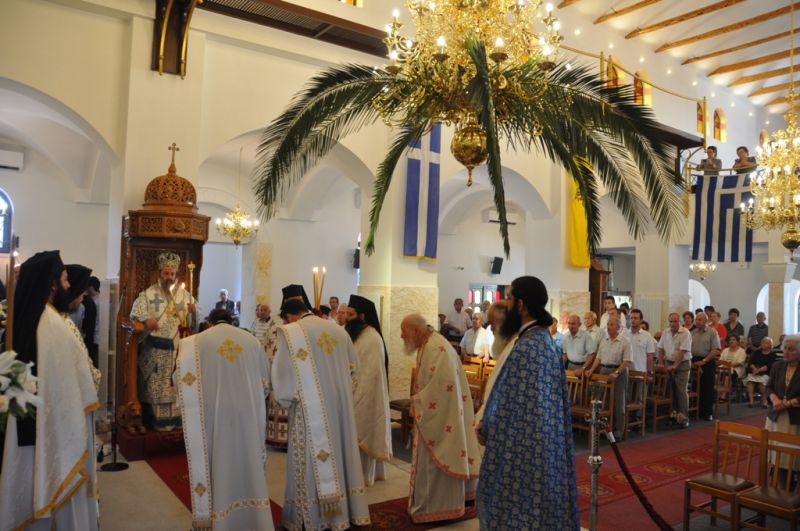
[146,452,476,530]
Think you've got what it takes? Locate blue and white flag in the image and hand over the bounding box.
[403,123,441,260]
[692,173,754,262]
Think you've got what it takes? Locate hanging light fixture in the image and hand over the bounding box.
[379,0,563,185]
[216,147,259,246]
[741,0,800,252]
[689,260,717,281]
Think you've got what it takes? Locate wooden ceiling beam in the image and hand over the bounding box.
[766,95,791,106]
[709,48,800,76]
[557,0,583,7]
[656,4,797,53]
[625,0,746,40]
[729,66,792,86]
[683,30,794,65]
[749,81,799,97]
[595,0,661,24]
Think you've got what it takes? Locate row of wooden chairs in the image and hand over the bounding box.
[685,421,800,530]
[567,370,649,440]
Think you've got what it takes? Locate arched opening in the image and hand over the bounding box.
[633,70,652,107]
[688,279,711,313]
[756,284,768,318]
[713,108,727,142]
[696,103,704,134]
[606,58,626,88]
[0,189,13,254]
[759,129,769,148]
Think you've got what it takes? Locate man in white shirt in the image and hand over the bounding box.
[583,311,605,347]
[657,312,693,428]
[583,317,631,439]
[329,296,340,322]
[249,304,275,347]
[563,314,597,371]
[628,309,656,373]
[443,298,472,338]
[460,312,494,361]
[599,295,626,329]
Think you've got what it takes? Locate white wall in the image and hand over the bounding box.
[438,204,526,313]
[198,241,242,319]
[698,251,768,327]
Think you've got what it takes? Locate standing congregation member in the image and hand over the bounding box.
[477,276,579,530]
[273,298,370,530]
[345,295,392,486]
[329,296,340,321]
[250,304,276,349]
[720,335,747,401]
[130,252,200,431]
[175,309,273,531]
[697,145,722,175]
[766,336,800,449]
[215,289,235,314]
[64,265,102,388]
[745,337,778,408]
[563,313,596,371]
[401,313,480,524]
[658,313,693,428]
[747,312,769,352]
[460,312,493,361]
[0,251,100,530]
[583,317,631,440]
[583,310,605,348]
[682,311,695,331]
[690,313,721,421]
[629,309,657,374]
[443,298,472,339]
[84,276,101,368]
[600,295,626,329]
[724,308,745,340]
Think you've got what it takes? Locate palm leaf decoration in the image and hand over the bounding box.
[254,34,684,258]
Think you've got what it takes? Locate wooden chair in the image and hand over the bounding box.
[572,373,615,441]
[483,358,497,379]
[389,367,416,447]
[688,365,702,420]
[467,373,488,413]
[714,361,733,418]
[733,430,800,531]
[624,370,648,439]
[683,421,766,530]
[462,355,484,379]
[647,368,673,433]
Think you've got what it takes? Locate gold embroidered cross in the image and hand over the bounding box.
[217,339,243,362]
[194,483,207,497]
[181,372,197,386]
[317,332,337,354]
[317,449,330,462]
[295,349,309,361]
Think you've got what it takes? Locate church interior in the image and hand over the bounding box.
[2,0,800,529]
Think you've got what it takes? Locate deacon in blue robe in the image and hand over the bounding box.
[477,276,579,530]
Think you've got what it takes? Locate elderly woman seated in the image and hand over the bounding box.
[744,337,779,408]
[765,335,800,485]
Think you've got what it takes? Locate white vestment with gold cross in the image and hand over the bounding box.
[174,323,273,531]
[272,314,370,531]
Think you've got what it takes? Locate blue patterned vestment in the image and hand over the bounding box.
[477,325,579,530]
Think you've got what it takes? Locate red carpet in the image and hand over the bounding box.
[146,452,476,529]
[577,413,767,530]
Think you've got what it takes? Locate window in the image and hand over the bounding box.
[713,108,727,142]
[0,190,12,254]
[633,70,652,107]
[696,103,704,134]
[759,129,769,148]
[605,59,626,88]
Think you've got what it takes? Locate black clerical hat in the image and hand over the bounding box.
[347,294,383,339]
[280,284,311,317]
[66,264,92,301]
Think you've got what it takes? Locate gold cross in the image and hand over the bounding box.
[217,339,243,362]
[168,142,180,164]
[317,332,337,354]
[295,348,309,361]
[181,372,197,386]
[194,483,207,497]
[317,449,330,462]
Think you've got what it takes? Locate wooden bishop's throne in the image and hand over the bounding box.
[115,147,209,460]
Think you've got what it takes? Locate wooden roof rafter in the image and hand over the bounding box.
[750,81,799,97]
[730,66,793,86]
[709,48,800,76]
[557,0,583,7]
[766,94,796,106]
[683,30,795,65]
[656,4,798,53]
[594,0,661,25]
[625,0,747,40]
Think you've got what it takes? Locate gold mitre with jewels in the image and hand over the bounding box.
[157,252,181,271]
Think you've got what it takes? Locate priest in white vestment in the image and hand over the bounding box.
[0,251,100,531]
[272,298,371,530]
[400,314,481,524]
[344,295,392,486]
[174,309,273,531]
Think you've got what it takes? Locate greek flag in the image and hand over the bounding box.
[692,172,754,262]
[403,123,441,260]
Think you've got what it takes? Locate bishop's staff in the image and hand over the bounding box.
[5,234,18,351]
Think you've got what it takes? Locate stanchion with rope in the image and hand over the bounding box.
[585,384,673,531]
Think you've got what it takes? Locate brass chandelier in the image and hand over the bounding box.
[689,260,717,281]
[216,147,260,246]
[379,0,563,185]
[741,0,800,252]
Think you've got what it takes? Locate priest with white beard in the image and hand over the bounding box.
[272,297,371,530]
[344,294,392,486]
[0,251,100,531]
[400,313,481,524]
[174,309,273,531]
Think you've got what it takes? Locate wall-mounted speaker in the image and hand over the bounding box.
[490,256,503,275]
[353,248,360,269]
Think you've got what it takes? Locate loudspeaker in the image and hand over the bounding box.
[353,248,360,269]
[490,256,503,275]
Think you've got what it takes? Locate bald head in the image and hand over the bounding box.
[401,313,431,350]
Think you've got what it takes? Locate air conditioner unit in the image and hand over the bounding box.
[483,209,519,226]
[0,149,23,171]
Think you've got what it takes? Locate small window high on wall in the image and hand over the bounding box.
[713,108,727,142]
[696,103,704,134]
[633,71,652,107]
[605,59,625,88]
[0,190,12,254]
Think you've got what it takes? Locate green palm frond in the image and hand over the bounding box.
[466,37,510,257]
